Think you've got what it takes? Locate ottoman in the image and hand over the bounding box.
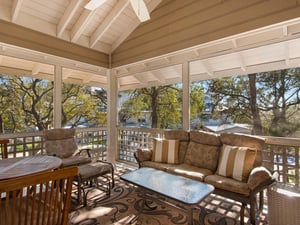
[74,160,114,206]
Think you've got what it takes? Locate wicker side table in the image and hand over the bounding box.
[267,185,300,225]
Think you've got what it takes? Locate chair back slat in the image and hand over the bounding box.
[0,167,77,225]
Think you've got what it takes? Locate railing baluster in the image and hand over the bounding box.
[0,128,299,191]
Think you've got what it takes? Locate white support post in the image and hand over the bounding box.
[54,65,62,128]
[182,62,190,130]
[107,69,118,164]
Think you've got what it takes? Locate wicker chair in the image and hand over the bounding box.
[0,166,78,225]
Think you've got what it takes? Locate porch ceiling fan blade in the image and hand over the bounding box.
[130,0,150,22]
[84,0,107,10]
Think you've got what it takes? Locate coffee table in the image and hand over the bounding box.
[120,167,214,225]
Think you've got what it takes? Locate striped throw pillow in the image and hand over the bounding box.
[152,138,179,164]
[217,144,257,182]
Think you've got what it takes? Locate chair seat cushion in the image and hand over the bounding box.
[61,156,91,168]
[204,174,251,196]
[76,162,112,179]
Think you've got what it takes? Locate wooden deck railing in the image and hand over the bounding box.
[0,127,108,160]
[0,127,299,191]
[263,136,300,191]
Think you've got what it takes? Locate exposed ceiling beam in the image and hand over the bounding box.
[90,0,130,48]
[236,53,247,71]
[83,75,93,84]
[199,60,213,76]
[11,0,24,22]
[130,0,150,22]
[134,73,148,85]
[57,0,82,37]
[62,68,73,80]
[32,63,42,75]
[71,9,95,42]
[84,0,107,10]
[151,70,165,83]
[285,42,290,66]
[111,0,162,52]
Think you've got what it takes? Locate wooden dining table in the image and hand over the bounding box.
[0,155,62,180]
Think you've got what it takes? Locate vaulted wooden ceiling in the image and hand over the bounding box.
[1,0,300,90]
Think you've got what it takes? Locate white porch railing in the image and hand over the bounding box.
[0,127,299,191]
[0,127,108,160]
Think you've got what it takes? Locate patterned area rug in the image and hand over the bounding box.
[69,168,268,225]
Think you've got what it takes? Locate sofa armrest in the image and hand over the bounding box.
[248,166,274,190]
[134,148,152,168]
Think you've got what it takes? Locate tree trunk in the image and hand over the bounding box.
[151,88,158,128]
[0,115,3,133]
[248,74,263,135]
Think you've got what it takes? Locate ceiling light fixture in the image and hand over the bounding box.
[84,0,107,10]
[130,0,150,22]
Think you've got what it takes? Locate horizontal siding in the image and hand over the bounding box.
[112,0,300,67]
[0,20,109,67]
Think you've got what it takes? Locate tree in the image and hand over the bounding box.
[248,74,263,135]
[190,83,205,120]
[119,83,205,129]
[0,75,19,133]
[62,84,107,128]
[258,69,300,136]
[7,76,54,131]
[119,85,182,129]
[208,76,252,125]
[0,75,108,132]
[207,69,300,136]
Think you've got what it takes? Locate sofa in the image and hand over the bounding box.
[134,130,275,225]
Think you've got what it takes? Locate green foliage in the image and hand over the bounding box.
[190,84,205,119]
[119,83,205,129]
[206,69,300,137]
[119,85,183,128]
[0,76,107,132]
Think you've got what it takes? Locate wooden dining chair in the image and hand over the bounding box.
[0,166,78,225]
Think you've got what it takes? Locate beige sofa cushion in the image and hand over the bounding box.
[204,174,251,195]
[164,130,189,141]
[152,138,179,164]
[216,145,257,182]
[140,160,175,171]
[220,133,265,167]
[189,130,221,146]
[184,141,220,171]
[167,163,213,182]
[136,149,152,162]
[164,130,189,163]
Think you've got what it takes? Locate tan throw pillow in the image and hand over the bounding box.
[152,138,179,164]
[217,144,257,182]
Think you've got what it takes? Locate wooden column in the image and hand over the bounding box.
[182,62,190,130]
[107,69,118,164]
[54,65,62,128]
